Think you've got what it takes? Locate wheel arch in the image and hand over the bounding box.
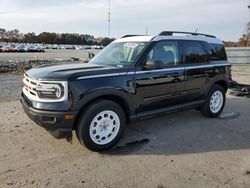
[213,80,228,92]
[205,77,229,96]
[72,89,135,130]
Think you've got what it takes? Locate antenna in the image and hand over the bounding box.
[146,27,148,35]
[108,0,111,38]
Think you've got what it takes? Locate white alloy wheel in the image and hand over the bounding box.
[209,90,223,113]
[89,110,120,145]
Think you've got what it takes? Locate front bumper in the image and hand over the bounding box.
[20,93,78,139]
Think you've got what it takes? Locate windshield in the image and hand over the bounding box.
[90,42,148,67]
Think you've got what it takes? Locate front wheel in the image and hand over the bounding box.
[76,100,126,152]
[200,84,226,118]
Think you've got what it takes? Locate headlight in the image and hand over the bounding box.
[23,73,68,102]
[34,83,65,99]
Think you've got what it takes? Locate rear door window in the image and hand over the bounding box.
[182,41,208,64]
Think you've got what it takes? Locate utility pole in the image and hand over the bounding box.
[108,0,111,38]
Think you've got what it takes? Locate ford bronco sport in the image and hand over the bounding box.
[21,31,231,151]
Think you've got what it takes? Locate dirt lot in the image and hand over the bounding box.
[0,65,250,188]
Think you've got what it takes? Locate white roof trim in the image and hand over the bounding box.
[113,36,154,43]
[113,35,223,44]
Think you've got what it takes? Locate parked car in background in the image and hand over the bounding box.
[0,43,45,53]
[1,44,18,52]
[14,44,29,52]
[3,45,11,52]
[28,45,45,52]
[46,44,53,49]
[0,42,104,53]
[80,45,91,50]
[58,45,66,50]
[91,45,103,49]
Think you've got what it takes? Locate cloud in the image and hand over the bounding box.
[0,0,249,40]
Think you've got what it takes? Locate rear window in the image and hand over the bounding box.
[207,43,227,61]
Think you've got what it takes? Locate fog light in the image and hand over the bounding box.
[42,116,56,123]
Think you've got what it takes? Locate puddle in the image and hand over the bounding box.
[218,112,240,120]
[104,138,150,154]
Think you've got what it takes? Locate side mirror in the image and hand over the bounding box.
[144,60,163,70]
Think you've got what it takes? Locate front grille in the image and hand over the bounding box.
[23,74,39,99]
[22,92,32,107]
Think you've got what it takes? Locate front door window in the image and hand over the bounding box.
[147,41,180,67]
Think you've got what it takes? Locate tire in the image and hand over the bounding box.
[200,84,226,118]
[76,100,126,152]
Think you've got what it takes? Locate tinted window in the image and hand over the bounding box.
[182,41,207,64]
[147,41,179,66]
[207,43,227,61]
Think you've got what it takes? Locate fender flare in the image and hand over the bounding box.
[73,87,136,118]
[205,76,229,95]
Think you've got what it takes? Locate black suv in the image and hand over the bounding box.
[21,31,231,151]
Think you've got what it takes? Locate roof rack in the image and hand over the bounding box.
[121,35,142,38]
[158,31,216,38]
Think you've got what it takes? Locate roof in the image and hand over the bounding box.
[114,36,155,43]
[113,33,223,44]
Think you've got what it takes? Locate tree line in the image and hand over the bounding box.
[224,22,250,47]
[224,19,250,47]
[1,19,250,47]
[0,28,115,46]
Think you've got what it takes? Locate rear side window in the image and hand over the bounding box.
[182,41,208,64]
[207,43,227,61]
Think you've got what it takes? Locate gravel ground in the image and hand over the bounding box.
[0,73,22,102]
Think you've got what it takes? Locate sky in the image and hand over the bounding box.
[0,0,249,41]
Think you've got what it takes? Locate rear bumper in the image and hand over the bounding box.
[20,93,78,139]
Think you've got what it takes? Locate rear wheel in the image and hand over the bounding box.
[200,84,226,118]
[76,100,126,151]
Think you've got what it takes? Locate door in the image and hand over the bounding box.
[134,40,185,113]
[181,40,211,101]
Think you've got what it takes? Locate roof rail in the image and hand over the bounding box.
[121,35,142,38]
[158,31,216,38]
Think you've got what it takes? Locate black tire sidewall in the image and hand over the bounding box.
[76,100,126,151]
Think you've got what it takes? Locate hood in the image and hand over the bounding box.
[26,62,126,81]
